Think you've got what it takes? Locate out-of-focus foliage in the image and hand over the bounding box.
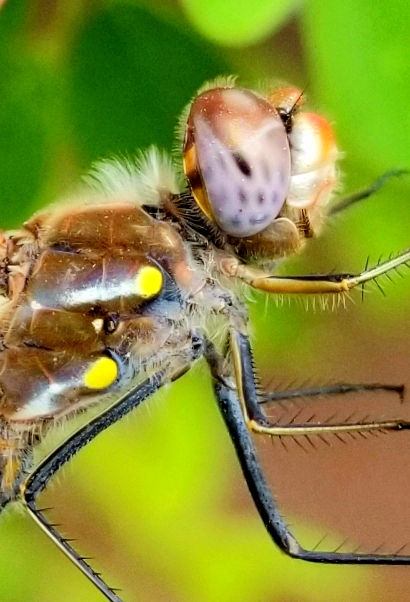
[178,0,302,46]
[0,1,409,601]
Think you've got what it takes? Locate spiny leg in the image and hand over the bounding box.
[22,344,202,602]
[204,338,295,553]
[222,246,410,295]
[260,382,405,404]
[23,372,168,602]
[330,169,409,217]
[227,170,410,297]
[259,382,405,441]
[231,330,410,438]
[216,330,410,563]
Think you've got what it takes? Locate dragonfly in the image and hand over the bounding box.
[0,77,409,601]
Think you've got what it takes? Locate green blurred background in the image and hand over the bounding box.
[0,0,410,601]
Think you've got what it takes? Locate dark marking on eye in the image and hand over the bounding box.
[219,154,227,169]
[258,192,265,204]
[232,153,252,177]
[239,189,247,204]
[272,191,278,205]
[249,214,269,225]
[230,216,242,226]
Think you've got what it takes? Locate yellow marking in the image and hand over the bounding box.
[135,265,163,298]
[83,357,118,390]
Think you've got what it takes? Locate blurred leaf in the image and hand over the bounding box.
[301,0,410,319]
[0,0,51,227]
[0,2,408,602]
[178,0,302,46]
[303,0,410,170]
[69,3,229,164]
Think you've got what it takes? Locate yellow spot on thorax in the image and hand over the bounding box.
[84,356,118,390]
[135,265,163,298]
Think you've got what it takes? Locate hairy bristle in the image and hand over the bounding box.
[83,147,181,207]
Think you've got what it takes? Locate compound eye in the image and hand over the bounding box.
[184,87,291,238]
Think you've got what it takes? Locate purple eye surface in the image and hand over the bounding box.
[188,88,291,237]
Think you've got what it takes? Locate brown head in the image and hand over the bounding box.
[182,80,338,265]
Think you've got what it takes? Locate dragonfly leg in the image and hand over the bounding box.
[221,248,410,295]
[209,330,410,564]
[260,382,405,405]
[20,336,204,602]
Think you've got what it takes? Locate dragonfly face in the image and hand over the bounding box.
[0,78,409,601]
[183,81,337,253]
